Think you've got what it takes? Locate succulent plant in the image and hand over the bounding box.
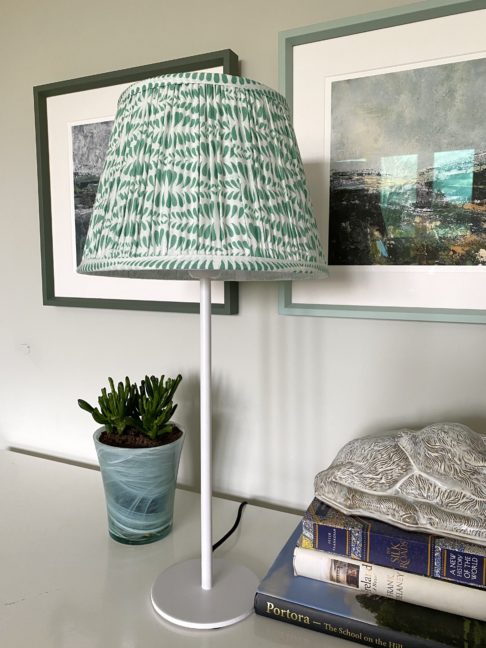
[78,376,138,434]
[78,374,182,440]
[133,374,183,440]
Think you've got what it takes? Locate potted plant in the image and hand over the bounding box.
[78,374,184,545]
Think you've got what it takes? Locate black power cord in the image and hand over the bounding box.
[212,501,248,552]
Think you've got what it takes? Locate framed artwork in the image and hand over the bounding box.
[279,0,486,323]
[34,50,239,314]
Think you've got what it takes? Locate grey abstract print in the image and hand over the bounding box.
[78,72,327,280]
[329,57,486,267]
[72,121,113,265]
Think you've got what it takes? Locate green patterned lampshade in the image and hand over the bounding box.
[78,72,327,281]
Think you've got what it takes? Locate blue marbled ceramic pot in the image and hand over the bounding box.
[94,427,184,545]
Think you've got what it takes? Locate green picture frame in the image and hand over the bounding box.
[279,0,486,323]
[34,49,239,314]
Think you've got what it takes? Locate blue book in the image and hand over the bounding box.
[301,498,486,590]
[254,524,486,648]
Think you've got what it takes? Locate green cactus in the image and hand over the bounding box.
[78,374,182,440]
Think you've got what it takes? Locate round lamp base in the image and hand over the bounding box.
[151,558,259,629]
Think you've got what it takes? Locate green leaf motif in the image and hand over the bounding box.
[78,72,327,279]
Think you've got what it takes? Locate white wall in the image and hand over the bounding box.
[2,0,486,512]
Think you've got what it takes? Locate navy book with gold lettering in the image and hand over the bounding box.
[301,498,486,590]
[254,525,486,648]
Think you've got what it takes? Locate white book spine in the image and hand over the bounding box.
[293,546,486,621]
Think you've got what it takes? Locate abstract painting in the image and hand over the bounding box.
[34,50,239,313]
[72,121,113,266]
[328,57,486,267]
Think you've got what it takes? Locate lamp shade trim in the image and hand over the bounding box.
[118,71,285,106]
[78,72,327,280]
[78,253,327,280]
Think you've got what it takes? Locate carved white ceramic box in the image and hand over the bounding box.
[314,423,486,545]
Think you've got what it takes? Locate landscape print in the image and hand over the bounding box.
[72,121,113,265]
[328,56,486,266]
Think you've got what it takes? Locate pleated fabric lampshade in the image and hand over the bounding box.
[78,71,327,630]
[78,72,327,280]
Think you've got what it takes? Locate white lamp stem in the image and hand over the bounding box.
[151,276,259,627]
[200,276,212,590]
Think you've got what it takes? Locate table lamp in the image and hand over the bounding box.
[78,71,327,629]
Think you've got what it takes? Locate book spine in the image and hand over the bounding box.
[293,547,486,622]
[434,543,486,589]
[254,592,446,648]
[309,519,486,590]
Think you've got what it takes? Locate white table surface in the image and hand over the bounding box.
[0,449,345,647]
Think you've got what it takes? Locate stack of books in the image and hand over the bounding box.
[255,498,486,647]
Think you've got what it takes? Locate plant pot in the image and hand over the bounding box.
[93,426,184,545]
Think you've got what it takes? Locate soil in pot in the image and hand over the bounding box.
[99,426,183,449]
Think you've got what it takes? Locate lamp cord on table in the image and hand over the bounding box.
[212,501,248,552]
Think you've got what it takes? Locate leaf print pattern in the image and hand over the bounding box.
[78,72,328,280]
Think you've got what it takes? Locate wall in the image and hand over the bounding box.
[1,0,486,512]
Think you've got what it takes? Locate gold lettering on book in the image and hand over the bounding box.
[339,627,362,640]
[265,601,310,625]
[387,540,411,570]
